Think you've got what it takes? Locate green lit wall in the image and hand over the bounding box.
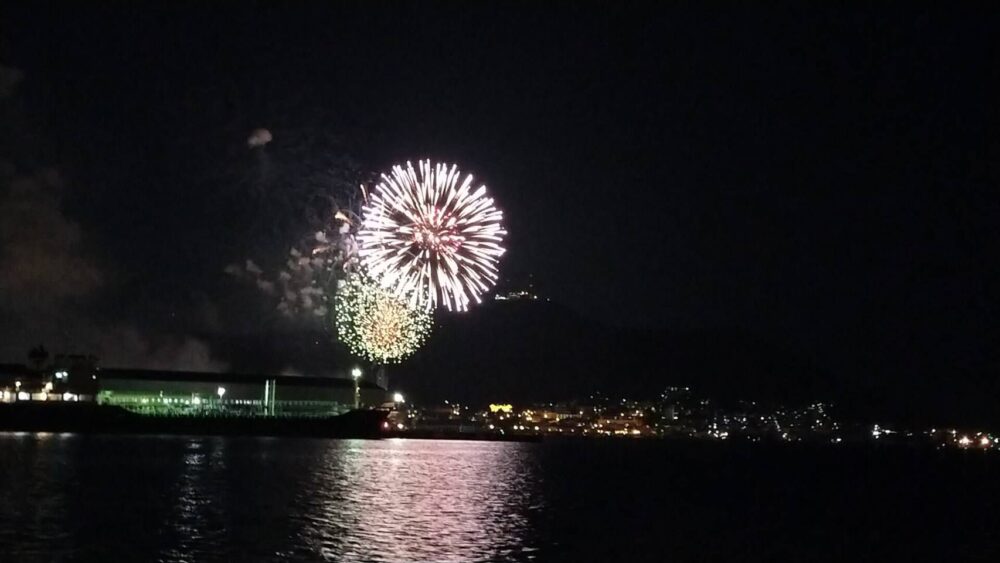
[97,376,386,417]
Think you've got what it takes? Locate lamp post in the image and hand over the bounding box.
[351,367,362,409]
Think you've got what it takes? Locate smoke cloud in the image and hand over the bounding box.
[0,65,227,372]
[97,327,229,372]
[0,169,103,304]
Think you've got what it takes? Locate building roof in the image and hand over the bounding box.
[0,363,37,378]
[97,367,385,390]
[0,364,386,390]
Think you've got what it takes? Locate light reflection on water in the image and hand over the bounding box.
[6,434,1000,561]
[163,438,229,561]
[304,439,541,562]
[0,434,543,562]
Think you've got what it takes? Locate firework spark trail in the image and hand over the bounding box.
[357,160,506,311]
[335,275,432,363]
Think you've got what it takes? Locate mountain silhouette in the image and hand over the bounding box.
[390,299,834,407]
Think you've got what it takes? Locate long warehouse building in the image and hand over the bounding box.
[1,362,388,417]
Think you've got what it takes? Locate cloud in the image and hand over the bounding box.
[0,82,110,361]
[246,128,272,148]
[97,326,229,372]
[0,169,103,307]
[0,65,23,99]
[256,278,275,294]
[245,259,263,275]
[0,66,328,375]
[0,167,106,363]
[0,64,236,373]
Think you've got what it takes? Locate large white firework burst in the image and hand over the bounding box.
[335,275,432,364]
[357,160,506,311]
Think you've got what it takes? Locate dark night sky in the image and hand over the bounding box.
[1,3,998,414]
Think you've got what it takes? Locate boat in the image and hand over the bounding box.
[0,401,390,438]
[0,361,392,439]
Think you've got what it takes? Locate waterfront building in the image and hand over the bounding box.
[97,369,387,416]
[1,362,388,417]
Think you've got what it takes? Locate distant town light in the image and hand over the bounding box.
[15,380,21,389]
[62,392,77,402]
[958,435,972,447]
[392,392,405,404]
[17,391,29,401]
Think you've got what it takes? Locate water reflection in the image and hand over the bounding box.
[0,433,93,561]
[301,439,543,562]
[6,434,1000,561]
[0,434,543,562]
[161,438,229,561]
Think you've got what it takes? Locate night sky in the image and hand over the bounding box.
[1,4,997,417]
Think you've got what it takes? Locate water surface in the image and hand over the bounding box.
[1,434,997,561]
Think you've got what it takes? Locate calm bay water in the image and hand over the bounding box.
[1,434,998,562]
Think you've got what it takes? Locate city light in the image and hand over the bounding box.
[352,367,362,409]
[5,360,995,453]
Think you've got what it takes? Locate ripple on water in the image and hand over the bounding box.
[0,435,545,562]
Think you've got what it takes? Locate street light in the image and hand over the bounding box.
[393,392,405,404]
[351,367,362,409]
[217,386,226,401]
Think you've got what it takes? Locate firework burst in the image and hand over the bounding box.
[357,160,506,311]
[335,275,432,363]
